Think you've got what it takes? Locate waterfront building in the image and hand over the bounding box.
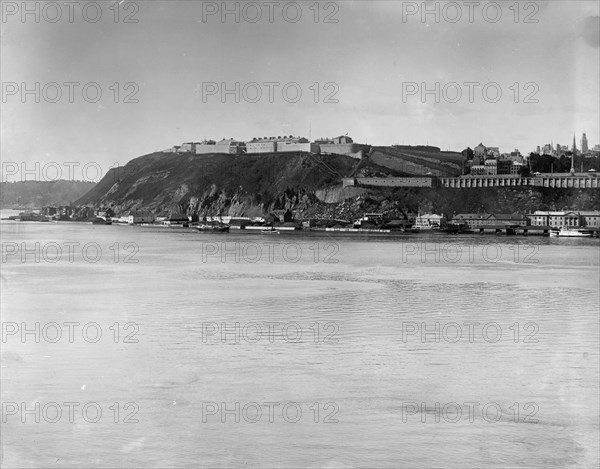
[581,211,600,228]
[489,213,528,226]
[413,213,444,229]
[452,213,527,229]
[528,211,600,229]
[125,211,155,224]
[452,213,492,229]
[42,206,58,216]
[164,213,190,225]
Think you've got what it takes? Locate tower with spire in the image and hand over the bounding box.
[570,133,577,174]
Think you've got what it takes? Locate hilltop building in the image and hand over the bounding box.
[246,137,278,153]
[484,159,498,175]
[245,135,318,154]
[318,135,369,159]
[487,147,500,158]
[541,143,554,156]
[196,138,246,154]
[474,143,487,159]
[179,142,200,153]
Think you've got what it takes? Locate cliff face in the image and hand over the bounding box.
[76,151,361,216]
[76,150,599,220]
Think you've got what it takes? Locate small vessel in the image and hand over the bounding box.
[18,212,43,222]
[92,217,112,225]
[411,212,442,231]
[261,227,280,234]
[197,224,229,233]
[441,223,471,234]
[549,227,593,237]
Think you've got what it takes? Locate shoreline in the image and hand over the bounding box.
[4,217,599,239]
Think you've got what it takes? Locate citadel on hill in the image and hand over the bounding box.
[164,131,600,190]
[166,134,370,159]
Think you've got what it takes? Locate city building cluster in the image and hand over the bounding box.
[464,133,599,177]
[466,143,525,176]
[536,133,600,158]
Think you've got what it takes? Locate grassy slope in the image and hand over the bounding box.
[369,146,464,177]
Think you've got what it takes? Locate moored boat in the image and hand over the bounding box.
[549,227,594,237]
[261,227,280,234]
[197,224,229,233]
[92,217,112,225]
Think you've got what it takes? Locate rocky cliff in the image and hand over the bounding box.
[76,151,362,217]
[76,150,599,221]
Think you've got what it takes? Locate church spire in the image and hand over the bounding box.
[570,133,576,174]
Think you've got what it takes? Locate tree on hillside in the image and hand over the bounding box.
[462,147,474,160]
[518,165,531,177]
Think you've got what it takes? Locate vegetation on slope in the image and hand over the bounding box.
[76,151,362,216]
[0,180,96,209]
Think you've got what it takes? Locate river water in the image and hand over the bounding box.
[1,216,599,468]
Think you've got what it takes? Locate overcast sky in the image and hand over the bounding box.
[1,0,599,181]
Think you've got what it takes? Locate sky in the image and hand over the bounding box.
[1,0,599,181]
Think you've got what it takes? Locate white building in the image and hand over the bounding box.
[195,138,245,154]
[413,213,444,229]
[179,142,199,153]
[245,136,316,154]
[276,137,319,153]
[127,211,154,224]
[529,211,600,228]
[246,137,277,153]
[484,159,498,175]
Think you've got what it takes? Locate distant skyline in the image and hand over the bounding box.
[1,0,599,180]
